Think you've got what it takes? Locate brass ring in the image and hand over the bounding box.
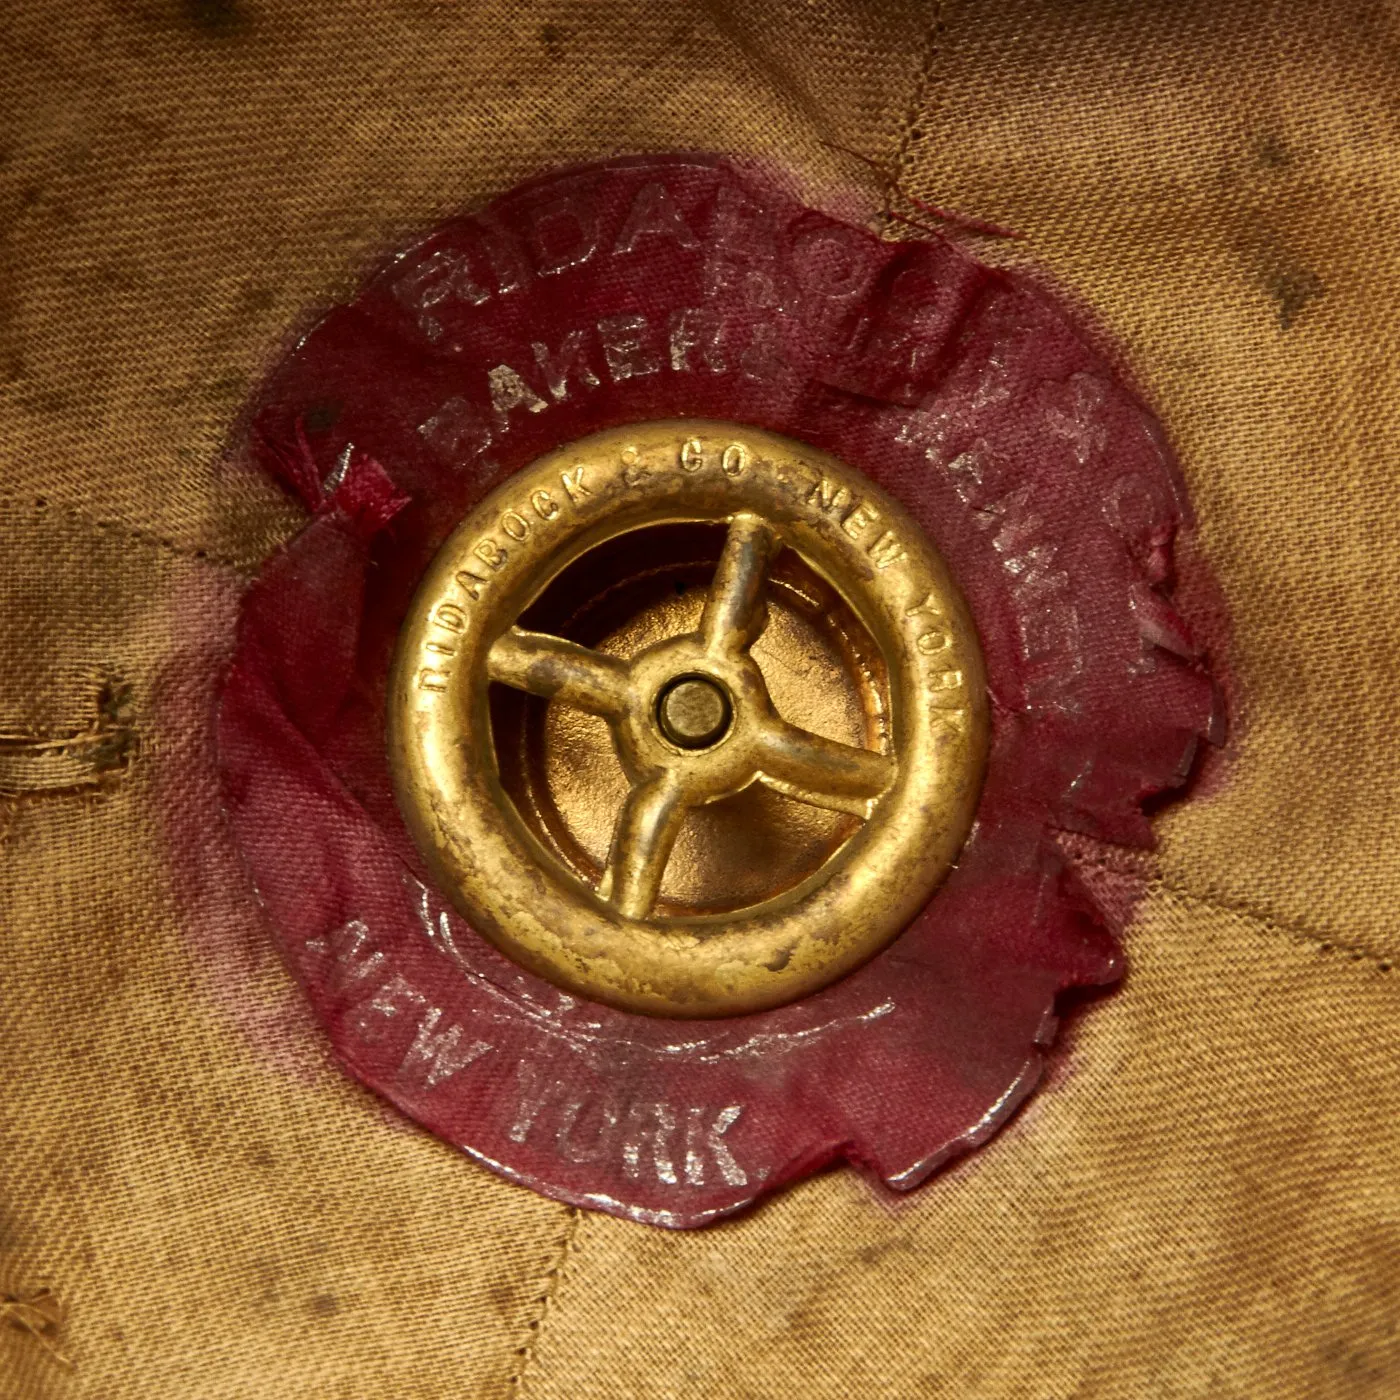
[389,421,989,1016]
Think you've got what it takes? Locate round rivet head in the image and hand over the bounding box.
[656,675,732,749]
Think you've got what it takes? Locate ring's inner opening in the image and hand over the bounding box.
[488,521,890,917]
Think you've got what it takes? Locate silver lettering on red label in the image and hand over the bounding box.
[507,1063,748,1189]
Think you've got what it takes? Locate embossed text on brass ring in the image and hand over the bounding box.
[388,421,989,1016]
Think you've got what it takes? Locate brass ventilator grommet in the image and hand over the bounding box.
[389,421,989,1017]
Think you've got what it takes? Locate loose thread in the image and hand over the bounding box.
[2,1290,73,1368]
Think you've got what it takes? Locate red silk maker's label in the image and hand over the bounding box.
[216,155,1222,1227]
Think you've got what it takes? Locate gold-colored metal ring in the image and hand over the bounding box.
[389,421,988,1017]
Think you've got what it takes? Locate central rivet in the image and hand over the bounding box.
[655,674,732,750]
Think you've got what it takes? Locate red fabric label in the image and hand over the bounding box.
[218,155,1220,1226]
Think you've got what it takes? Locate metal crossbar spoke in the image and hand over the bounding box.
[700,514,779,655]
[487,627,631,719]
[597,772,689,920]
[753,719,895,818]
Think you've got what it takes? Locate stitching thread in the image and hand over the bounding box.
[508,1207,582,1394]
[1056,830,1395,975]
[1152,877,1395,975]
[17,494,258,574]
[885,0,945,225]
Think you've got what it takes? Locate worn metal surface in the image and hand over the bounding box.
[390,421,988,1015]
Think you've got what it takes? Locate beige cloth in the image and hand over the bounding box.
[3,0,1397,1395]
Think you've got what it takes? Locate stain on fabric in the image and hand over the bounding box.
[1257,132,1295,169]
[0,1209,26,1251]
[251,1259,282,1308]
[183,0,248,37]
[1320,1335,1393,1389]
[236,284,278,319]
[1263,264,1325,330]
[540,22,571,59]
[29,389,73,416]
[207,367,250,404]
[302,401,342,434]
[852,1237,917,1267]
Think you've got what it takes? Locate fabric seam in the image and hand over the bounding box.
[885,0,945,221]
[507,1206,583,1395]
[1060,833,1396,974]
[1151,876,1395,975]
[10,494,260,574]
